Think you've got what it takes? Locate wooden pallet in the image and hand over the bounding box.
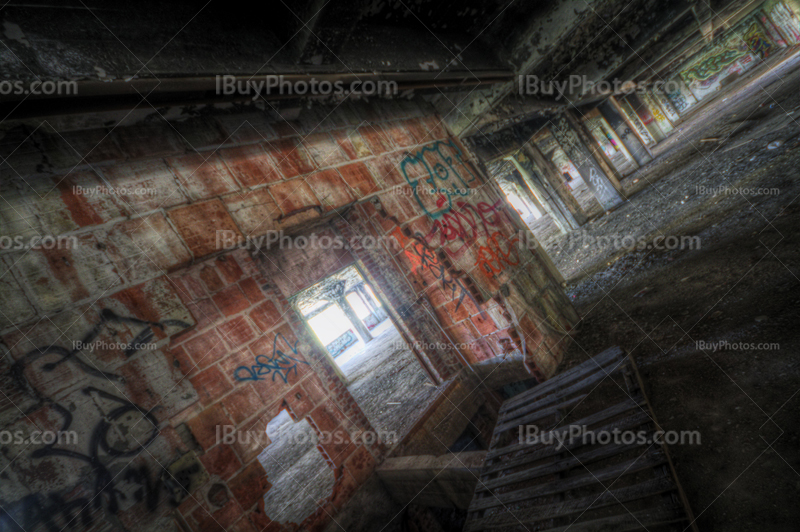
[464,347,698,532]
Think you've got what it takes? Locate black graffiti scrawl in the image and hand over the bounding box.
[0,309,202,532]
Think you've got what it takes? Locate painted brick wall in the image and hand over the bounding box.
[0,96,576,531]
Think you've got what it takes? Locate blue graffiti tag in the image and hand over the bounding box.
[234,333,310,383]
[400,140,477,219]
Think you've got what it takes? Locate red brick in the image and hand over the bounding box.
[222,384,263,425]
[471,312,498,336]
[230,412,272,464]
[320,430,356,469]
[186,403,229,450]
[218,316,257,348]
[103,212,193,283]
[306,169,355,210]
[51,170,126,226]
[184,297,223,332]
[229,460,271,510]
[184,329,230,369]
[358,124,392,154]
[167,345,196,377]
[168,199,243,258]
[367,151,406,189]
[267,138,315,178]
[222,187,279,236]
[283,384,315,421]
[268,178,320,216]
[199,265,225,293]
[248,300,283,333]
[171,272,207,301]
[102,159,188,213]
[199,443,242,480]
[302,132,349,167]
[338,162,378,198]
[382,121,416,147]
[191,365,234,405]
[239,278,266,304]
[219,347,258,381]
[192,498,243,532]
[216,255,244,283]
[331,129,372,159]
[310,400,348,435]
[302,374,328,406]
[212,284,251,317]
[344,445,376,485]
[166,153,239,200]
[444,298,471,323]
[330,469,359,511]
[220,144,281,187]
[465,337,495,363]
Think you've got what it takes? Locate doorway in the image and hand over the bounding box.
[291,264,441,439]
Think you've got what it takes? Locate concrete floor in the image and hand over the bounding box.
[552,49,800,532]
[339,320,443,442]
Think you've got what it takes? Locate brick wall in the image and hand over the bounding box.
[0,97,576,531]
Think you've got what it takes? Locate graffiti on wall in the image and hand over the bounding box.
[401,140,478,219]
[234,332,310,383]
[421,199,507,253]
[682,47,745,84]
[744,20,776,58]
[398,229,484,313]
[551,116,623,210]
[474,231,522,275]
[326,330,358,358]
[2,313,199,532]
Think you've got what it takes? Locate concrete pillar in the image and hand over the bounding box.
[355,284,378,313]
[507,155,572,232]
[522,143,589,227]
[550,115,625,211]
[597,100,653,166]
[624,93,666,142]
[336,296,373,343]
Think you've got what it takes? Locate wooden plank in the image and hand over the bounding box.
[500,347,624,412]
[627,352,701,532]
[487,397,647,461]
[531,504,684,532]
[466,476,677,531]
[477,441,647,492]
[499,359,626,425]
[482,410,652,477]
[469,450,666,512]
[494,394,588,435]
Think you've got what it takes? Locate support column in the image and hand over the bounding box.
[507,155,570,233]
[522,142,589,227]
[550,114,625,211]
[607,96,655,156]
[336,296,373,343]
[597,100,652,165]
[565,110,625,195]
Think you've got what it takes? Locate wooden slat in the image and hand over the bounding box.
[493,393,587,435]
[465,476,677,531]
[477,441,647,492]
[532,504,684,532]
[482,410,652,477]
[499,359,626,425]
[465,347,696,532]
[469,450,666,512]
[487,397,647,460]
[500,347,625,413]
